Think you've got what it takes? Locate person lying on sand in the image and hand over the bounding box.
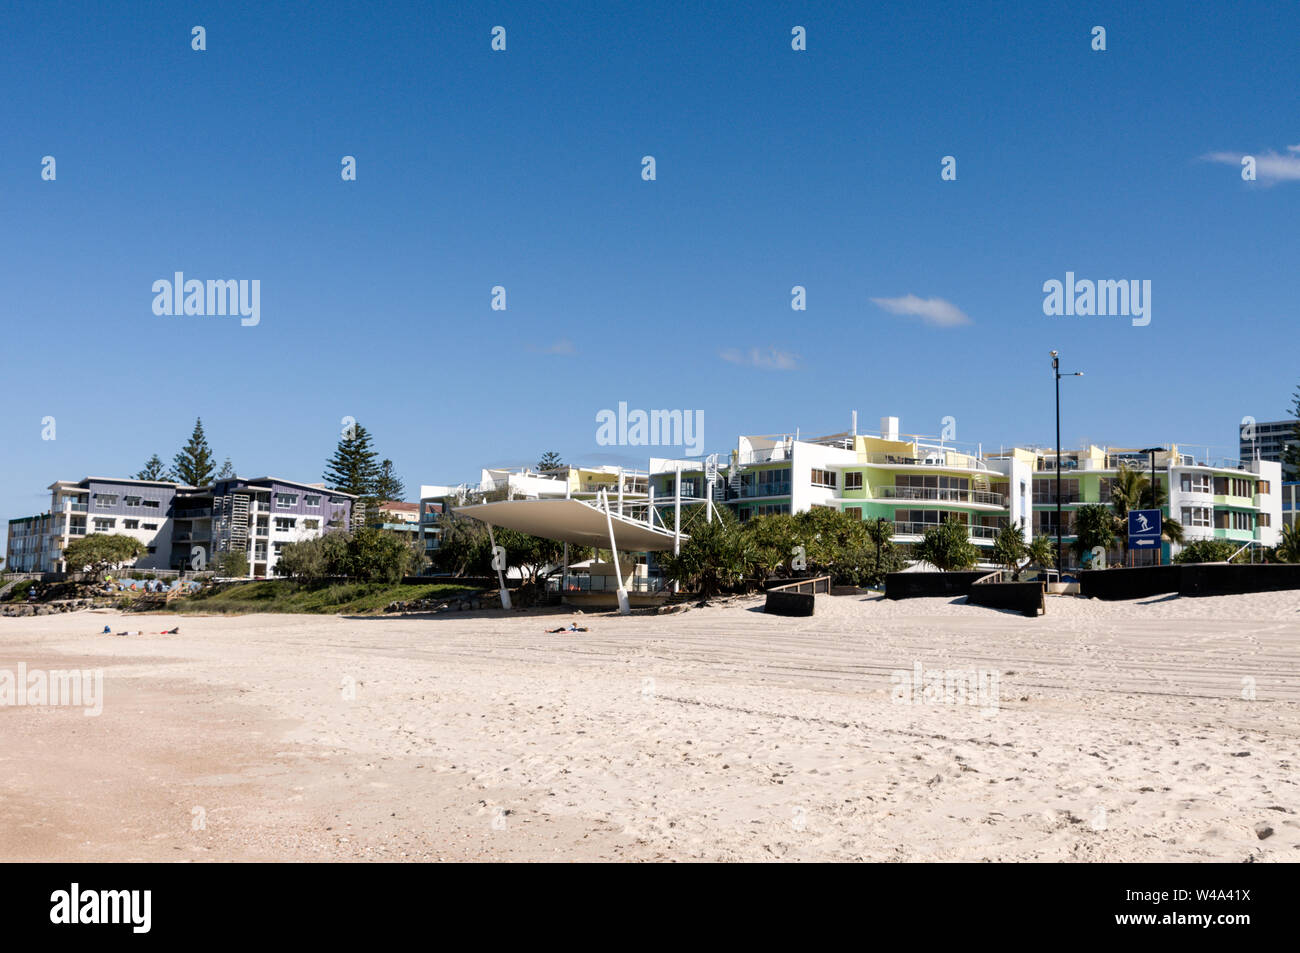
[546,623,589,633]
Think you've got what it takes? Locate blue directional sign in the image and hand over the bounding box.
[1128,509,1162,548]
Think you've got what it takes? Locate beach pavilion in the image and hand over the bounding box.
[454,488,716,613]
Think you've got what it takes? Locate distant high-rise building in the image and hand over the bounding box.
[1240,418,1299,479]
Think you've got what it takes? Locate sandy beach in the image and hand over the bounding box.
[1,592,1298,862]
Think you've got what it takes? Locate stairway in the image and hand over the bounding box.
[228,493,250,553]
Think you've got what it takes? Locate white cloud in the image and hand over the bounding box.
[720,346,800,370]
[1203,145,1300,184]
[870,294,972,327]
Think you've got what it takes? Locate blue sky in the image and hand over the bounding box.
[3,0,1298,523]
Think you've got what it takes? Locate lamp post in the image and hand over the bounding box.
[1051,351,1084,574]
[1139,446,1164,566]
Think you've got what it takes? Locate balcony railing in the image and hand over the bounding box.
[893,521,1000,540]
[736,482,792,499]
[657,484,702,498]
[862,451,991,471]
[875,486,1005,506]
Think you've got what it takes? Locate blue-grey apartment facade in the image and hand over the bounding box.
[5,476,356,577]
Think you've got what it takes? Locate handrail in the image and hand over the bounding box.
[1228,539,1266,564]
[767,575,831,594]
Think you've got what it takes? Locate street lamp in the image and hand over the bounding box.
[1051,351,1084,575]
[1139,446,1164,566]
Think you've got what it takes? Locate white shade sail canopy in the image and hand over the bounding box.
[454,498,682,551]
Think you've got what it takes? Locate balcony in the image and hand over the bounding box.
[875,486,1005,507]
[64,502,88,512]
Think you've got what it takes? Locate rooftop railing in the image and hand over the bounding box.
[862,451,992,471]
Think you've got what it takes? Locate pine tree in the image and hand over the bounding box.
[135,454,166,481]
[171,418,216,487]
[374,459,405,502]
[217,458,236,479]
[1283,384,1300,480]
[537,451,563,471]
[323,423,381,498]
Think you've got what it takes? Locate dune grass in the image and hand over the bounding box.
[173,580,480,615]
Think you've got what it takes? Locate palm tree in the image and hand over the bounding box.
[1275,522,1300,563]
[1109,464,1183,559]
[1026,535,1056,573]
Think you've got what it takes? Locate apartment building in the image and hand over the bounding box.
[3,477,185,574]
[988,445,1282,566]
[1282,482,1299,529]
[5,475,355,578]
[647,418,1033,557]
[175,477,355,576]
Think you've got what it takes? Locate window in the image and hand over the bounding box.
[843,472,863,491]
[95,494,118,508]
[142,522,158,530]
[1215,510,1254,531]
[846,507,862,520]
[304,495,321,507]
[1033,479,1079,503]
[1034,510,1075,534]
[810,468,837,489]
[303,519,320,530]
[1181,473,1210,493]
[1259,513,1271,527]
[142,499,160,509]
[275,517,296,532]
[123,519,140,529]
[277,494,298,508]
[1212,476,1252,497]
[1181,507,1211,528]
[94,518,115,531]
[124,496,141,507]
[1257,480,1271,495]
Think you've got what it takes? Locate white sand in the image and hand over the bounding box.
[1,591,1297,862]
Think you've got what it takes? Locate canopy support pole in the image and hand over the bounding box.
[601,489,631,615]
[673,466,681,593]
[486,523,512,610]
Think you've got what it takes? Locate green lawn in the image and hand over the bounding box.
[173,580,481,615]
